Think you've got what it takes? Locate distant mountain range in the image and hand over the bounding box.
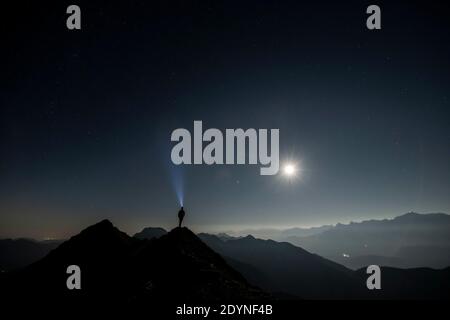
[3,212,448,272]
[1,213,449,304]
[195,233,450,300]
[0,238,62,272]
[133,220,450,299]
[224,225,333,241]
[197,233,364,299]
[281,212,450,269]
[204,212,450,270]
[1,220,267,308]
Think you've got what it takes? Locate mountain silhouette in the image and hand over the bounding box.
[284,212,450,269]
[0,238,61,272]
[0,220,267,309]
[133,227,167,240]
[4,212,447,272]
[198,233,365,299]
[131,227,269,302]
[2,216,450,304]
[197,232,450,299]
[1,220,139,308]
[354,266,450,300]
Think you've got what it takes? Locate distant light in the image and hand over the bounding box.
[342,253,350,258]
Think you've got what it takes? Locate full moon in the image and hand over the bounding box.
[283,163,297,177]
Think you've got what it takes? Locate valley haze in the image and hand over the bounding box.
[2,212,449,272]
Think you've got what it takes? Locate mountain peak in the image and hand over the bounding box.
[393,212,450,223]
[134,227,167,239]
[167,226,197,238]
[93,218,114,228]
[397,212,419,218]
[75,219,127,240]
[132,226,268,301]
[77,219,115,235]
[5,221,268,305]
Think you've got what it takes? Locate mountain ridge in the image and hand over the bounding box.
[2,217,450,302]
[1,220,268,308]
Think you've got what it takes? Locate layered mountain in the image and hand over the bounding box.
[0,220,267,308]
[133,227,167,240]
[197,233,450,299]
[223,225,332,241]
[0,238,62,272]
[4,212,447,273]
[2,214,450,304]
[198,233,365,299]
[284,212,450,269]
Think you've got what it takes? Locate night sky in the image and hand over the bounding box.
[1,0,449,239]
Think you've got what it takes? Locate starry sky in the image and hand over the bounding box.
[1,0,449,239]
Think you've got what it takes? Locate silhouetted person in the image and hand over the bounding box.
[178,206,185,228]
